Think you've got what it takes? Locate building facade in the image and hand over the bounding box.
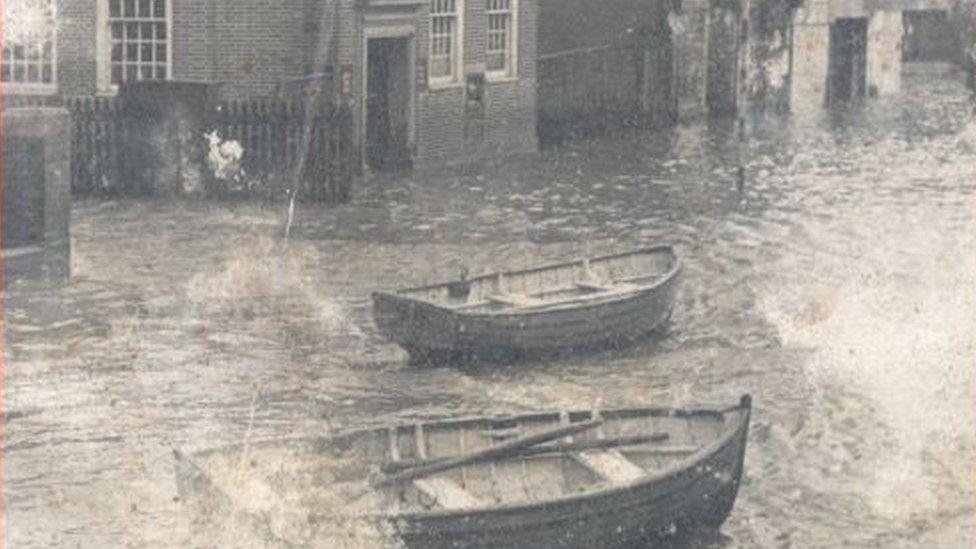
[2,0,539,171]
[699,0,972,114]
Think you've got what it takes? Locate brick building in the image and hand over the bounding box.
[2,0,539,171]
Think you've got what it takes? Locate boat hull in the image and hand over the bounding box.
[393,406,748,549]
[373,260,680,363]
[174,395,750,549]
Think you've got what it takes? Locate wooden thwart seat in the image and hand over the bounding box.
[413,477,484,510]
[577,281,639,293]
[573,449,645,483]
[487,294,540,307]
[624,445,700,456]
[576,281,613,292]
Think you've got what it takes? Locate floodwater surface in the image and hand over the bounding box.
[4,72,975,548]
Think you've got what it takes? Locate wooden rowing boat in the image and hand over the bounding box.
[174,395,751,548]
[372,246,682,363]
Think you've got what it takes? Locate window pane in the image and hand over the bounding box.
[14,65,25,81]
[107,1,170,86]
[486,0,514,75]
[430,57,449,78]
[2,64,10,82]
[487,52,504,71]
[42,64,53,83]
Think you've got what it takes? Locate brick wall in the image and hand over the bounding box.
[173,0,310,99]
[415,0,540,166]
[8,0,539,170]
[2,108,72,286]
[57,0,98,97]
[11,0,311,101]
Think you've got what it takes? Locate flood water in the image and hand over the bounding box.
[4,72,974,548]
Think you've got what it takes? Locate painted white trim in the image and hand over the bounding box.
[166,0,174,79]
[2,0,58,93]
[428,0,464,87]
[1,83,58,95]
[96,0,173,94]
[361,25,417,171]
[485,0,518,81]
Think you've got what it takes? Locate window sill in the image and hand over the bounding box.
[426,80,464,92]
[485,73,519,84]
[1,84,59,96]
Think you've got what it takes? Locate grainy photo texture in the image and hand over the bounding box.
[1,0,974,547]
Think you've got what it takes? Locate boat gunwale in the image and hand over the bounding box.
[371,245,681,317]
[181,402,731,461]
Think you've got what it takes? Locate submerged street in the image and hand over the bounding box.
[4,71,974,547]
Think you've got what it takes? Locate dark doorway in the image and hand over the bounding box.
[366,37,412,172]
[827,18,868,104]
[706,5,740,117]
[903,10,954,63]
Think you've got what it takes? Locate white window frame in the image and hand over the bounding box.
[428,0,464,88]
[1,0,58,95]
[485,0,517,81]
[96,0,172,94]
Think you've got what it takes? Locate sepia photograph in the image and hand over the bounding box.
[1,0,974,547]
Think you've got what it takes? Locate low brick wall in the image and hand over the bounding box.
[2,108,72,288]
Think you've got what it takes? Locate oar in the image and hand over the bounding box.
[371,417,604,488]
[380,431,670,474]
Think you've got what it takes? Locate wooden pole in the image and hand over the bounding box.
[380,431,670,474]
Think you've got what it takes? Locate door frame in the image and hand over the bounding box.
[362,25,416,172]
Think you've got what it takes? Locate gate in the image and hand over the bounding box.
[537,43,642,143]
